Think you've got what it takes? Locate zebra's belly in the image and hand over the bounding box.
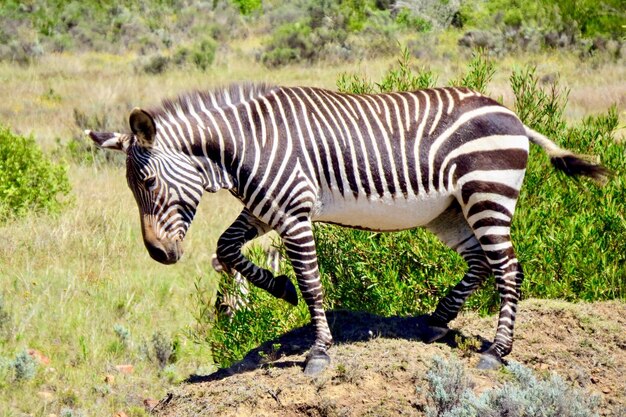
[314,192,454,232]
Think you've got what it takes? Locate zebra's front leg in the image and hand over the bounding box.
[215,209,298,307]
[280,221,332,375]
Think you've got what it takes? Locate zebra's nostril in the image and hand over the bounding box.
[146,240,169,264]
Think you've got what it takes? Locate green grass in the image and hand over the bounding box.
[0,165,242,415]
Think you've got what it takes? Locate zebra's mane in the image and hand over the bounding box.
[150,83,277,121]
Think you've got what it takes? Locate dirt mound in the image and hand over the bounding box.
[153,299,625,416]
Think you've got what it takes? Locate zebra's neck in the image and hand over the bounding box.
[151,117,236,193]
[149,84,278,194]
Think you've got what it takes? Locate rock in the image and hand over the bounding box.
[144,398,160,410]
[115,364,134,374]
[38,391,54,402]
[27,348,51,365]
[544,32,559,49]
[458,30,497,51]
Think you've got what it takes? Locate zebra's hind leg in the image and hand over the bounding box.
[423,201,492,343]
[215,209,298,307]
[457,183,525,370]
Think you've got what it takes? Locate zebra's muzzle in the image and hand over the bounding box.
[145,238,183,265]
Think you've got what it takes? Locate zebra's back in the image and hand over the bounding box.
[265,87,529,231]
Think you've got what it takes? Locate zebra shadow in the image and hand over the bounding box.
[185,310,491,384]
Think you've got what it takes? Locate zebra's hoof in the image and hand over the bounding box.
[304,348,331,376]
[421,316,450,343]
[477,353,503,370]
[276,275,298,306]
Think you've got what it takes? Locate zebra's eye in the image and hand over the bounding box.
[144,176,157,190]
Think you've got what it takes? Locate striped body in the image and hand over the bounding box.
[88,83,607,373]
[177,86,527,230]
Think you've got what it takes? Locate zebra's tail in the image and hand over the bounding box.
[524,125,611,183]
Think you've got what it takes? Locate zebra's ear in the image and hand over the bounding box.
[129,107,156,148]
[86,130,132,152]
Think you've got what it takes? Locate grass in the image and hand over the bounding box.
[0,164,242,415]
[0,42,624,415]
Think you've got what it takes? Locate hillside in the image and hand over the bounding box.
[152,299,625,416]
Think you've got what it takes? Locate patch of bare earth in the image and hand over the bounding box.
[153,299,625,416]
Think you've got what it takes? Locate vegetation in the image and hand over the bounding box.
[2,1,623,67]
[423,356,600,417]
[0,1,624,415]
[0,124,70,222]
[196,246,310,367]
[202,51,625,368]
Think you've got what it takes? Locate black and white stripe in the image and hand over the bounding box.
[89,84,608,373]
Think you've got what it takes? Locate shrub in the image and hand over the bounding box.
[151,331,174,369]
[424,356,473,417]
[142,54,170,75]
[510,66,567,138]
[337,46,437,94]
[423,357,600,417]
[395,8,431,32]
[197,52,625,368]
[190,38,217,71]
[393,0,462,30]
[11,350,37,382]
[261,0,403,67]
[198,245,309,368]
[230,0,262,16]
[0,124,71,222]
[113,324,131,350]
[456,0,625,55]
[261,21,315,68]
[449,49,496,95]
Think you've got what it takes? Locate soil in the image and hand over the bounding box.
[153,299,625,417]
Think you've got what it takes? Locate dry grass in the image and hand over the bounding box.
[2,48,623,151]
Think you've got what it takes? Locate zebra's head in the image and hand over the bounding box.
[87,108,205,265]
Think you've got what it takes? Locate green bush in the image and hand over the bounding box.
[395,8,432,32]
[449,49,496,94]
[458,0,625,41]
[0,124,71,222]
[230,0,262,16]
[337,47,437,94]
[198,246,309,368]
[261,0,402,68]
[11,350,37,382]
[0,0,242,60]
[261,21,316,68]
[190,38,217,71]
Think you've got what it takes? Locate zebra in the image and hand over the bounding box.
[212,246,281,318]
[86,83,608,375]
